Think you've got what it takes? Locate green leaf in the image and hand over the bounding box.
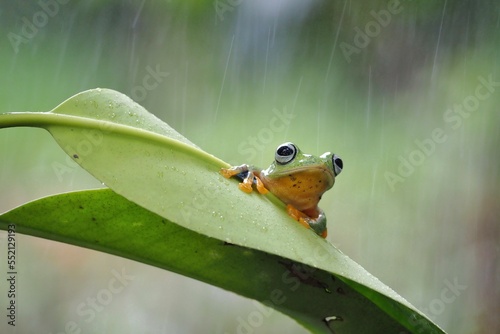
[0,189,439,333]
[0,89,445,333]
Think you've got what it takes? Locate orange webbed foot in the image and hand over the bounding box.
[254,176,269,194]
[238,179,254,193]
[286,205,310,229]
[221,166,269,195]
[220,166,243,179]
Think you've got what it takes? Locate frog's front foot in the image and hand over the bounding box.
[286,205,328,238]
[220,165,269,195]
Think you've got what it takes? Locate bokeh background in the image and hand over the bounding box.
[0,1,499,333]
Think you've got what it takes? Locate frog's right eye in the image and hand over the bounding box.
[332,154,343,176]
[275,142,297,165]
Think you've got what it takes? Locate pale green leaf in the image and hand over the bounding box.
[0,89,445,333]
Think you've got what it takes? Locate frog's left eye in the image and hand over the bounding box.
[332,154,343,176]
[275,142,297,165]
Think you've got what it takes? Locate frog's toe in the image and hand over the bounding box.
[298,217,312,229]
[286,204,300,220]
[220,165,250,179]
[254,177,269,194]
[286,205,310,229]
[238,182,253,193]
[320,229,328,238]
[220,168,238,178]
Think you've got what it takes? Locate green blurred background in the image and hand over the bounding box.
[0,1,499,333]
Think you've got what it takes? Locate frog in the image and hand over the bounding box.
[220,142,343,238]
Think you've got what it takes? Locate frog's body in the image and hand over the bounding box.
[220,142,343,238]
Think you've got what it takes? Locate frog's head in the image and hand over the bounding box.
[263,142,343,186]
[260,142,343,212]
[275,141,342,174]
[267,142,342,175]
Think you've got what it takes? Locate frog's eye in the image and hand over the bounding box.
[275,142,297,165]
[332,154,343,176]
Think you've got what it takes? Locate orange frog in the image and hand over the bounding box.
[220,142,342,238]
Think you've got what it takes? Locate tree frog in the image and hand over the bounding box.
[220,142,343,238]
